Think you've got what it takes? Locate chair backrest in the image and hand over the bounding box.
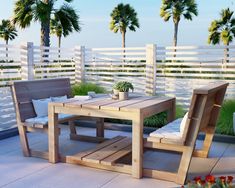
[184,82,228,147]
[10,78,72,122]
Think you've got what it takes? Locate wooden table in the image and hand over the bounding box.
[48,95,175,178]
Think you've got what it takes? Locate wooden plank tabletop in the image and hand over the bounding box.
[59,95,174,112]
[120,97,173,112]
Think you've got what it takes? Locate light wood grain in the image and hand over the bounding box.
[74,136,124,160]
[83,137,131,164]
[101,145,132,165]
[145,82,228,185]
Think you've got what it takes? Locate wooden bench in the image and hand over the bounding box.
[144,82,228,184]
[10,78,104,159]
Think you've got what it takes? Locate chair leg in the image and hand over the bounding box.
[176,148,193,185]
[96,118,104,137]
[18,125,30,157]
[69,120,77,134]
[69,120,77,140]
[193,127,214,158]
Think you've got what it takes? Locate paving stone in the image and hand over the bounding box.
[0,127,234,188]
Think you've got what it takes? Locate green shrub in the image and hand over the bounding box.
[144,104,185,128]
[144,112,167,128]
[216,100,235,136]
[176,105,185,119]
[106,104,185,128]
[71,82,106,96]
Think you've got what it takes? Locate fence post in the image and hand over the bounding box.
[75,45,85,83]
[20,42,34,80]
[145,44,156,95]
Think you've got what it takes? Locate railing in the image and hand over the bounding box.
[0,44,21,132]
[84,47,147,93]
[156,45,235,107]
[0,43,235,132]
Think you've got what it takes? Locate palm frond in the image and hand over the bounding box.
[13,0,36,28]
[208,7,235,45]
[109,3,139,34]
[0,19,18,42]
[53,4,81,37]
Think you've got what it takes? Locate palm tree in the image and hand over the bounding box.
[13,0,80,47]
[160,0,198,47]
[208,8,235,63]
[110,3,139,48]
[50,16,81,49]
[0,19,18,58]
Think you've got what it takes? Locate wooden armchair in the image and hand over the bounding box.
[144,82,228,185]
[10,78,104,159]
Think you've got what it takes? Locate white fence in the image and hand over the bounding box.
[84,46,147,93]
[0,43,235,131]
[156,45,235,107]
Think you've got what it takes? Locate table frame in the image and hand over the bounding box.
[48,96,175,178]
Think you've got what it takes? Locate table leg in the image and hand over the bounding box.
[48,104,59,163]
[167,98,176,123]
[132,115,143,178]
[96,118,104,137]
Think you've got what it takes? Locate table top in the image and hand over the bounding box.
[51,95,175,113]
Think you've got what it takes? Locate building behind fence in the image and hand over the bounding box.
[1,43,235,131]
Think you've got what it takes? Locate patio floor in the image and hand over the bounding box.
[1,125,235,188]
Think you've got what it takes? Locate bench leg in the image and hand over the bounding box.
[69,118,105,142]
[176,148,193,185]
[193,127,215,158]
[18,125,30,157]
[96,118,104,137]
[69,120,77,135]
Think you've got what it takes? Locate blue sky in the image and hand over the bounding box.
[0,0,235,48]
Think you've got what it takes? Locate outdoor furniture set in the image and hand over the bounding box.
[10,78,228,185]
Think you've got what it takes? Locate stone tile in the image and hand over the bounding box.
[221,144,235,157]
[187,141,229,181]
[143,150,181,172]
[211,144,235,176]
[0,127,234,188]
[3,163,119,188]
[101,174,178,188]
[0,154,51,187]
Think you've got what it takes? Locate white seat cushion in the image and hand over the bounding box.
[25,114,74,126]
[149,118,182,139]
[149,112,189,144]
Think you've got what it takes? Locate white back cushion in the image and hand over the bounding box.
[74,95,91,101]
[32,98,52,117]
[51,95,68,102]
[180,112,189,135]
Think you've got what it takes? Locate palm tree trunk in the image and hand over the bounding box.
[41,21,50,78]
[58,36,61,59]
[224,45,229,66]
[122,32,126,49]
[173,21,179,59]
[122,31,126,66]
[5,39,8,61]
[41,0,50,47]
[41,0,50,78]
[41,21,50,47]
[173,21,179,47]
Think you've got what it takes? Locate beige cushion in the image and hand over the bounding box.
[148,112,189,144]
[32,98,51,117]
[180,112,188,135]
[25,114,74,127]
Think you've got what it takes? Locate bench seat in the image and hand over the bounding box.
[10,78,105,158]
[25,114,76,128]
[148,118,185,145]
